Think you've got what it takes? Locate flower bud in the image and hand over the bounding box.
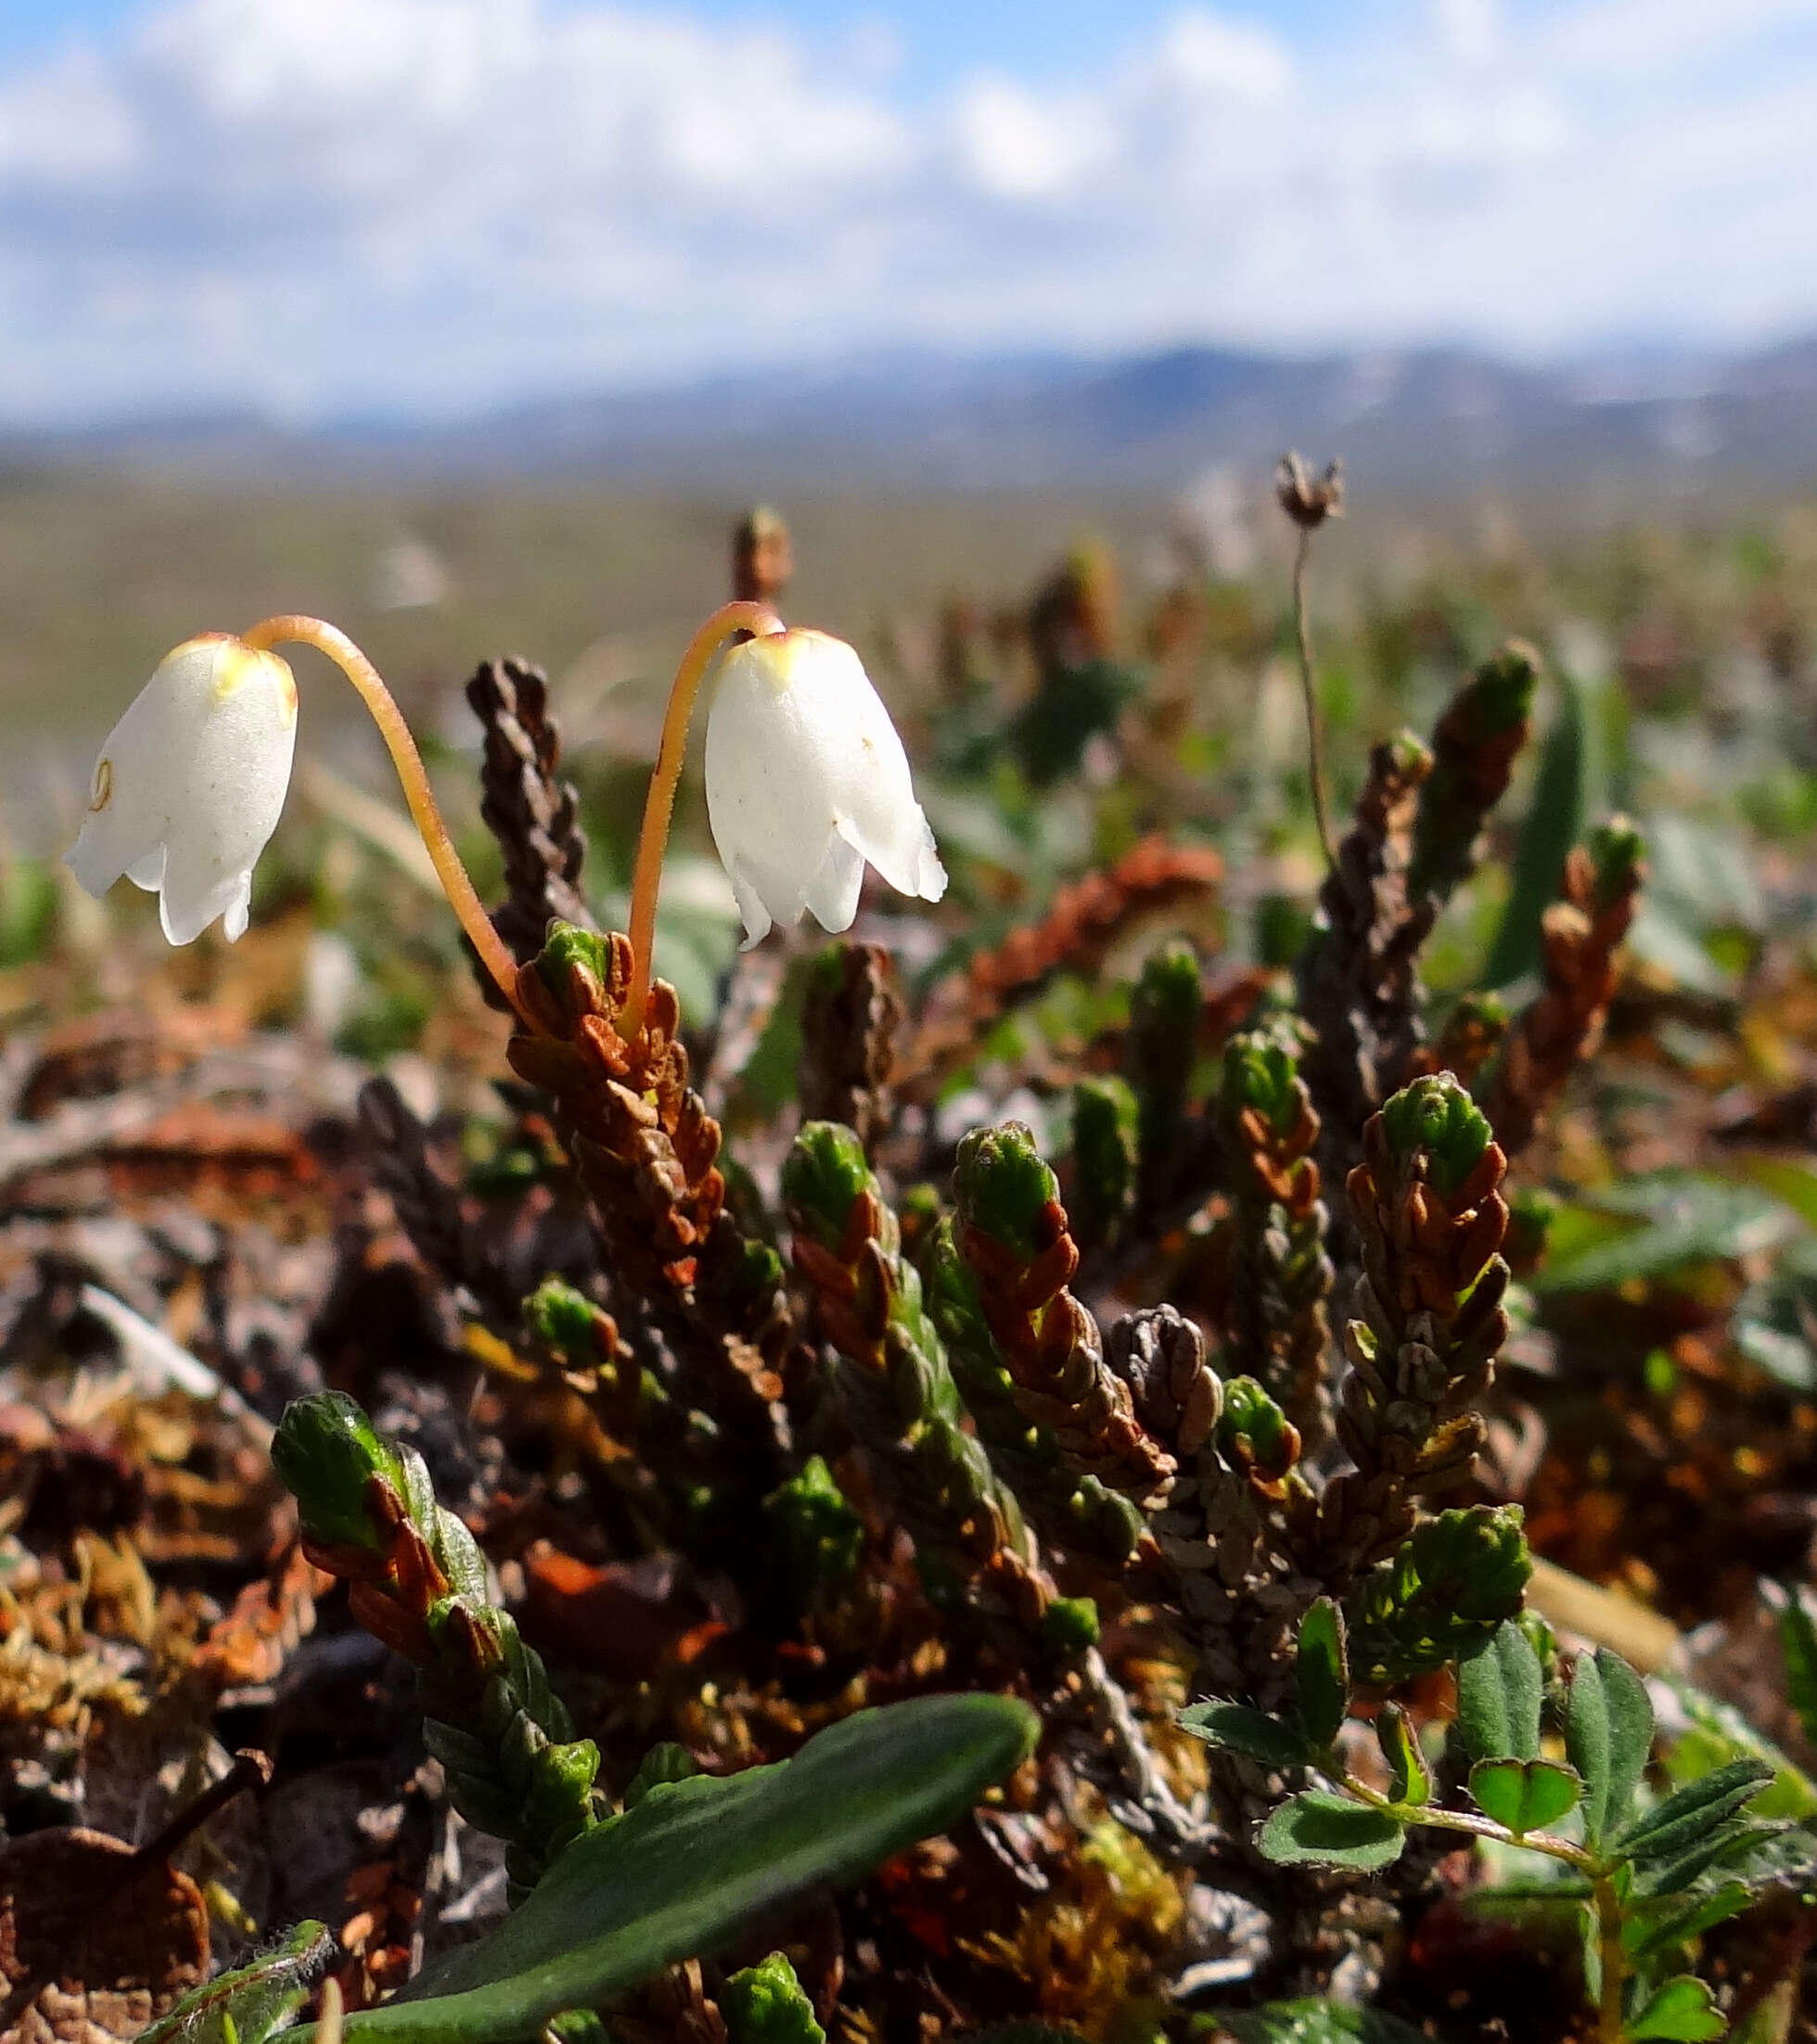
[704,629,946,949]
[65,634,297,944]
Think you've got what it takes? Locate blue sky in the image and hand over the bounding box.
[1,0,1814,423]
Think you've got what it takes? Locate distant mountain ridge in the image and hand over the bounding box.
[8,339,1817,498]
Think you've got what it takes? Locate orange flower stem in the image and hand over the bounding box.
[622,600,784,1039]
[241,614,531,1024]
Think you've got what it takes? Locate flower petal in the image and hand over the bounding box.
[728,863,774,951]
[806,826,866,935]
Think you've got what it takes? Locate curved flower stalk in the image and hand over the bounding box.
[65,615,529,1018]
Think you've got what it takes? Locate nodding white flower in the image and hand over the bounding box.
[704,628,946,950]
[66,633,298,945]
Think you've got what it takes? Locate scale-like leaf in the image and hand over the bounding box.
[1623,1974,1725,2042]
[1177,1701,1311,1769]
[1456,1623,1542,1762]
[1468,1757,1581,1836]
[327,1694,1037,2044]
[1295,1600,1350,1748]
[1258,1793,1405,1872]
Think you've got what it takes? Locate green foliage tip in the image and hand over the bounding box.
[722,1955,825,2044]
[764,1455,865,1607]
[783,1121,877,1250]
[523,1278,606,1366]
[1219,1376,1298,1477]
[1469,641,1541,731]
[1222,1028,1304,1138]
[1379,1073,1493,1196]
[272,1390,401,1553]
[535,922,614,999]
[953,1121,1059,1259]
[1589,813,1646,903]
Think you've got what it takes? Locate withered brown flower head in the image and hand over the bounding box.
[1275,451,1345,530]
[733,504,795,604]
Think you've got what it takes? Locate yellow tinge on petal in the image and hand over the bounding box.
[212,639,299,726]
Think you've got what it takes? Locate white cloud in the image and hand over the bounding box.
[1432,0,1500,66]
[0,0,1811,420]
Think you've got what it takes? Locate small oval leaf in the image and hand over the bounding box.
[1296,1599,1350,1748]
[1567,1654,1612,1843]
[1258,1792,1405,1872]
[1457,1622,1543,1762]
[1177,1700,1311,1769]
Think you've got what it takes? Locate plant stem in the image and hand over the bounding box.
[1290,528,1338,874]
[1341,1772,1594,1871]
[1343,1770,1622,2038]
[1593,1872,1626,2044]
[242,614,531,1022]
[622,599,784,1039]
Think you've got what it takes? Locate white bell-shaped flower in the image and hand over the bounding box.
[704,628,947,949]
[66,633,298,945]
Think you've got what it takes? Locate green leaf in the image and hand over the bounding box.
[1567,1654,1613,1843]
[1661,1680,1817,1822]
[1615,1759,1774,1866]
[1456,1622,1543,1762]
[1376,1704,1428,1808]
[1534,1175,1801,1296]
[1483,652,1605,990]
[1637,1819,1785,1899]
[1177,1700,1312,1769]
[1258,1792,1405,1872]
[1599,1649,1655,1834]
[333,1693,1038,2044]
[1772,1583,1817,1749]
[1624,1882,1755,1964]
[139,1921,332,2044]
[1295,1599,1350,1747]
[1624,1975,1725,2042]
[1219,2000,1430,2044]
[1468,1757,1581,1836]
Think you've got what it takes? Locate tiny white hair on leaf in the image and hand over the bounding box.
[703,627,946,950]
[66,634,298,945]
